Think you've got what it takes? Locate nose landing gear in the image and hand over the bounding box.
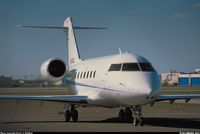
[132,106,143,126]
[118,106,143,126]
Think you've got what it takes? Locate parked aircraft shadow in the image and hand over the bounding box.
[2,117,200,129]
[143,117,200,129]
[79,117,200,129]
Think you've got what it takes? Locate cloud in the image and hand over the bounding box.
[173,13,190,18]
[193,3,200,8]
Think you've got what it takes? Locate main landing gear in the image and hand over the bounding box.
[64,104,143,126]
[64,105,78,122]
[118,106,143,126]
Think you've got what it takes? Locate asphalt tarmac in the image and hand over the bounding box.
[0,87,200,132]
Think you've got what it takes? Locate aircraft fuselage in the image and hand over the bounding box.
[68,53,160,107]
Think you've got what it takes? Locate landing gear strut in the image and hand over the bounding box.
[64,105,78,122]
[132,106,143,126]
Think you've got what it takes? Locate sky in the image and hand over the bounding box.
[0,0,200,79]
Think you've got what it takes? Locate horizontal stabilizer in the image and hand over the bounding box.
[16,25,107,30]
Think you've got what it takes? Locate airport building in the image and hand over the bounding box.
[160,73,179,85]
[179,73,200,86]
[161,69,200,86]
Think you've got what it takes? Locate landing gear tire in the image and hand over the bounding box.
[119,109,125,122]
[65,110,71,122]
[64,105,78,122]
[125,107,133,123]
[71,109,78,122]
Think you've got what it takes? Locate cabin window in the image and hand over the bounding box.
[80,72,83,79]
[77,72,79,79]
[93,71,96,78]
[83,72,86,79]
[122,63,140,71]
[108,64,121,71]
[90,71,93,78]
[139,63,155,72]
[86,71,89,78]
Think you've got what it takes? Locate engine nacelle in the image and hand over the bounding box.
[40,58,66,83]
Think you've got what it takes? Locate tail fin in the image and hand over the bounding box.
[64,17,81,68]
[17,17,107,68]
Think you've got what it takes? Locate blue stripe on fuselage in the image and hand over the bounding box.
[62,77,129,93]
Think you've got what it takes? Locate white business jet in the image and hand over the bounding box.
[1,17,200,126]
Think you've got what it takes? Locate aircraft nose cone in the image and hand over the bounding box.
[140,72,160,95]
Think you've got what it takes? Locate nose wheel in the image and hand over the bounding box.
[118,107,133,123]
[132,106,143,126]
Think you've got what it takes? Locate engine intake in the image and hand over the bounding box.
[41,58,66,82]
[48,60,66,77]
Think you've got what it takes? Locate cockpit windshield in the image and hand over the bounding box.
[122,63,140,71]
[108,64,121,71]
[139,63,155,72]
[108,62,156,72]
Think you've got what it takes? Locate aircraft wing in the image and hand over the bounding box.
[0,95,88,104]
[156,94,200,103]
